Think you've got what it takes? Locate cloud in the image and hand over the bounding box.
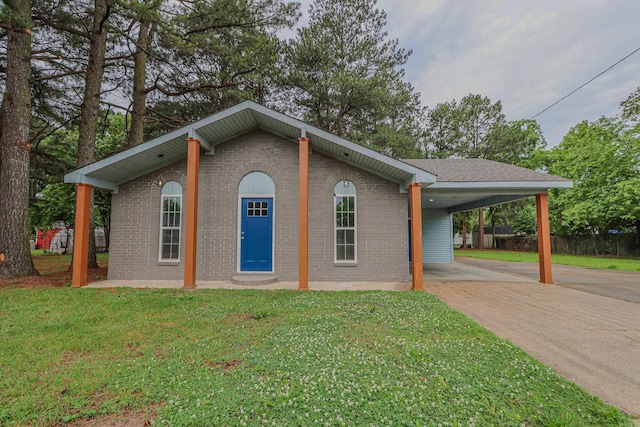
[290,0,640,146]
[378,0,640,146]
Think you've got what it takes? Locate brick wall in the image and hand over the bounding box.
[109,129,410,282]
[109,162,188,280]
[308,151,409,281]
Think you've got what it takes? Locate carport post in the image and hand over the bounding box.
[71,183,93,288]
[536,193,553,284]
[410,183,424,290]
[184,137,201,289]
[298,137,310,290]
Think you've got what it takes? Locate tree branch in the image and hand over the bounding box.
[31,69,85,83]
[31,14,90,38]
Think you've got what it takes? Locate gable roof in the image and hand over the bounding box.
[64,101,436,193]
[64,100,572,210]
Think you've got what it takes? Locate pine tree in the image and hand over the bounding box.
[283,0,424,157]
[0,0,39,278]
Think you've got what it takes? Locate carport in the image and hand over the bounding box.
[404,159,573,283]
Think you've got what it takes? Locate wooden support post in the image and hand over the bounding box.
[72,183,93,288]
[536,193,553,284]
[184,137,200,289]
[409,183,423,290]
[298,137,310,290]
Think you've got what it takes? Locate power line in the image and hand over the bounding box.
[530,46,640,120]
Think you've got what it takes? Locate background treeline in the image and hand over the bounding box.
[0,0,638,278]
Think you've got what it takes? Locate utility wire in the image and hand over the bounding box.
[530,46,640,119]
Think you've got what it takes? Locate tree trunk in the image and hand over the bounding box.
[74,0,111,269]
[461,218,466,250]
[492,220,496,250]
[127,19,153,148]
[488,206,497,249]
[104,221,110,252]
[0,0,39,279]
[478,208,485,250]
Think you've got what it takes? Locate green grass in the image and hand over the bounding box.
[31,249,109,260]
[0,289,632,426]
[27,252,109,276]
[455,250,640,272]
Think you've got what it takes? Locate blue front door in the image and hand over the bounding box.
[240,198,273,272]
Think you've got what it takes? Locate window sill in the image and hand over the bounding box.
[334,262,357,267]
[157,261,180,266]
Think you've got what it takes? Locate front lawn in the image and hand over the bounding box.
[455,249,640,272]
[0,288,631,426]
[0,253,109,288]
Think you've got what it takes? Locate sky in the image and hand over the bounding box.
[293,0,640,147]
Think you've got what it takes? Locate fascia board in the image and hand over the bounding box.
[429,181,573,189]
[64,133,187,183]
[63,173,119,193]
[65,102,257,179]
[65,100,437,187]
[307,129,437,183]
[247,103,437,183]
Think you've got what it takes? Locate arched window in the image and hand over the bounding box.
[159,181,182,261]
[334,180,356,262]
[238,171,275,195]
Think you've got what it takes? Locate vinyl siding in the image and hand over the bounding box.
[422,208,454,263]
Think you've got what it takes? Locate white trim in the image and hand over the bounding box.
[236,194,276,274]
[157,182,183,263]
[236,196,242,273]
[334,182,357,264]
[428,181,573,189]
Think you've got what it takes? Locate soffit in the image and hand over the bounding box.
[65,102,436,191]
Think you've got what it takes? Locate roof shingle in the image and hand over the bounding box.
[401,158,570,183]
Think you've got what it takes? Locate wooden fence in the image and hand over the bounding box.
[495,234,640,257]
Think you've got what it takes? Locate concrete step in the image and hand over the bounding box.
[231,275,277,286]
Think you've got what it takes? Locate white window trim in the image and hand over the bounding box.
[334,191,357,264]
[158,185,182,263]
[236,194,276,274]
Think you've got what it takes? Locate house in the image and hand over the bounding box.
[64,102,572,289]
[36,228,107,254]
[473,225,516,249]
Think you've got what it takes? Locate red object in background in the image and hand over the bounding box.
[36,229,60,250]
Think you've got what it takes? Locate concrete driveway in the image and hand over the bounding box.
[426,263,640,418]
[456,257,640,303]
